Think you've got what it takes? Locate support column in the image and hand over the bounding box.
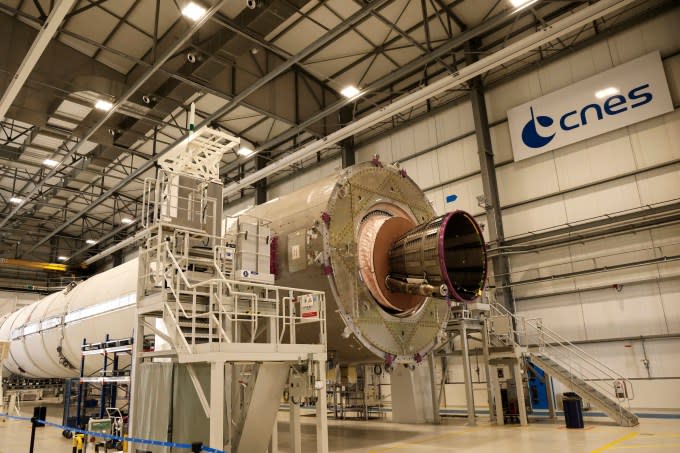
[289,400,301,453]
[339,105,355,168]
[512,361,528,426]
[490,365,504,425]
[255,151,268,205]
[316,359,329,453]
[465,39,514,313]
[460,324,476,426]
[545,375,556,419]
[269,414,278,453]
[428,354,441,424]
[210,361,225,450]
[481,321,495,423]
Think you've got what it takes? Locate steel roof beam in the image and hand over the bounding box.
[0,0,76,121]
[20,0,395,260]
[1,0,227,236]
[221,0,637,197]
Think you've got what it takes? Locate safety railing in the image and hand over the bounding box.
[139,226,326,356]
[489,303,634,411]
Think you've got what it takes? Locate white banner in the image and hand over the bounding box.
[507,51,673,161]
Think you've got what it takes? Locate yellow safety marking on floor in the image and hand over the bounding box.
[589,432,639,453]
[614,443,680,449]
[367,429,473,452]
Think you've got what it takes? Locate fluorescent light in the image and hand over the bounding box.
[57,256,68,262]
[237,146,254,157]
[86,239,97,245]
[510,0,538,10]
[121,217,134,225]
[182,2,206,21]
[95,99,113,111]
[595,87,620,99]
[340,85,361,98]
[9,197,23,204]
[43,159,59,168]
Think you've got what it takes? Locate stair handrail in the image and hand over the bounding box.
[490,303,634,402]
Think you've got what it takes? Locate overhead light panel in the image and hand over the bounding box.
[43,159,59,168]
[121,217,134,225]
[95,99,113,111]
[237,146,254,157]
[510,0,538,10]
[182,2,206,21]
[340,85,361,98]
[57,256,68,262]
[9,197,23,204]
[85,239,97,245]
[595,87,619,99]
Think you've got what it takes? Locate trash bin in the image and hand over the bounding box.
[563,392,584,429]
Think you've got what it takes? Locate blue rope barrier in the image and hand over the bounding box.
[0,412,226,453]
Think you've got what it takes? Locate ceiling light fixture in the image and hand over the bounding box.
[237,146,254,157]
[85,239,97,245]
[510,0,538,11]
[182,2,206,21]
[9,197,23,204]
[340,85,361,98]
[57,256,68,262]
[95,99,113,111]
[595,87,620,99]
[43,159,59,168]
[121,217,134,225]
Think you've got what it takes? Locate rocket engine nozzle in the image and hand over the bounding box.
[358,210,487,316]
[388,211,487,302]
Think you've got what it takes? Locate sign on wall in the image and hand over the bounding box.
[507,51,673,162]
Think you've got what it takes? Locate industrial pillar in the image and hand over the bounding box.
[465,39,515,313]
[255,151,268,205]
[460,324,476,426]
[210,361,225,450]
[339,106,355,168]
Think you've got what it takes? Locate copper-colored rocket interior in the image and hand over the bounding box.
[358,214,425,315]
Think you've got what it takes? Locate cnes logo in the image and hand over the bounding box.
[520,83,653,149]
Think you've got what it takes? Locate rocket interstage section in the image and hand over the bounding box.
[248,162,488,365]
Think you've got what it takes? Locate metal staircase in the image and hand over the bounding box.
[488,304,638,427]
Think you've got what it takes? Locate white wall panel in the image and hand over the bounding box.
[580,283,669,340]
[553,128,637,191]
[502,198,568,238]
[628,108,680,169]
[435,135,478,186]
[484,71,542,124]
[635,163,680,206]
[357,135,391,163]
[437,175,484,216]
[563,177,641,224]
[608,9,680,66]
[496,152,560,206]
[666,53,680,103]
[390,126,416,162]
[516,295,587,341]
[433,101,474,143]
[659,279,680,333]
[412,116,438,152]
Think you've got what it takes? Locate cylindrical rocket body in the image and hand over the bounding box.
[0,163,487,378]
[0,259,137,378]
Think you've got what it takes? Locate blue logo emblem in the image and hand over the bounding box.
[521,107,555,148]
[517,83,654,151]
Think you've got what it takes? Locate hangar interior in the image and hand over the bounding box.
[0,0,679,452]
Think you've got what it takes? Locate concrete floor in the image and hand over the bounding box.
[1,401,678,452]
